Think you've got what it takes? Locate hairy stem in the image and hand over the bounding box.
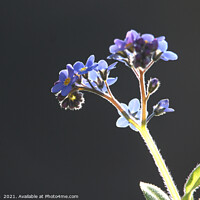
[78,87,140,130]
[138,127,181,200]
[104,81,114,98]
[139,69,147,126]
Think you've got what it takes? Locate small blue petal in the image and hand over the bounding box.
[142,34,154,42]
[82,79,90,87]
[158,40,168,52]
[109,45,118,54]
[87,63,98,72]
[129,123,138,131]
[89,70,98,81]
[117,103,129,116]
[114,39,125,47]
[86,55,95,67]
[116,117,129,128]
[97,60,108,70]
[161,51,178,61]
[61,86,72,96]
[107,77,118,86]
[70,76,78,85]
[160,55,169,61]
[126,30,139,43]
[128,98,140,114]
[59,70,68,82]
[108,62,117,70]
[157,36,165,41]
[73,61,85,72]
[67,64,74,78]
[165,108,175,112]
[51,82,64,93]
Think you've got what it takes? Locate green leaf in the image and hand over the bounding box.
[182,164,200,200]
[140,182,170,200]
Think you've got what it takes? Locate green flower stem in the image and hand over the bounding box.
[138,126,181,200]
[138,68,181,200]
[78,84,181,200]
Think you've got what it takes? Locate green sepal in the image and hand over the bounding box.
[140,182,170,200]
[182,164,200,200]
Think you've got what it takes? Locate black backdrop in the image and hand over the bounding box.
[1,0,200,199]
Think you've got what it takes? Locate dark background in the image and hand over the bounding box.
[1,0,200,199]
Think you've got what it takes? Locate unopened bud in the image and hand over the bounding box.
[153,99,174,116]
[147,78,160,95]
[153,50,163,62]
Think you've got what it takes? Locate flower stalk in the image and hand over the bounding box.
[79,83,181,200]
[135,66,181,200]
[138,127,181,200]
[139,69,147,127]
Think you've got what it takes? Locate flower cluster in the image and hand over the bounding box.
[51,55,118,110]
[108,29,178,68]
[51,29,176,132]
[50,29,191,200]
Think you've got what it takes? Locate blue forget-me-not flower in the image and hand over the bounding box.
[73,55,98,75]
[116,98,142,132]
[51,64,78,96]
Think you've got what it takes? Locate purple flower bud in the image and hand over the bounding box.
[147,78,160,94]
[136,38,145,46]
[153,99,174,116]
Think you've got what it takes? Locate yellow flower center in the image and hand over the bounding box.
[64,77,71,86]
[80,67,87,72]
[69,94,76,101]
[144,40,148,44]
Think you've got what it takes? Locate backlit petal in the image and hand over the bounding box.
[116,117,129,128]
[129,123,138,131]
[51,82,64,93]
[157,36,165,41]
[109,45,119,54]
[165,108,175,112]
[117,103,129,116]
[61,86,72,96]
[161,51,178,61]
[158,40,168,52]
[89,70,98,81]
[73,62,85,72]
[142,34,154,42]
[128,98,140,113]
[66,64,74,78]
[59,70,68,81]
[97,60,108,70]
[86,55,95,67]
[108,62,117,70]
[107,77,118,86]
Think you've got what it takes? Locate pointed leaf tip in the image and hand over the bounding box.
[140,182,170,200]
[182,164,200,200]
